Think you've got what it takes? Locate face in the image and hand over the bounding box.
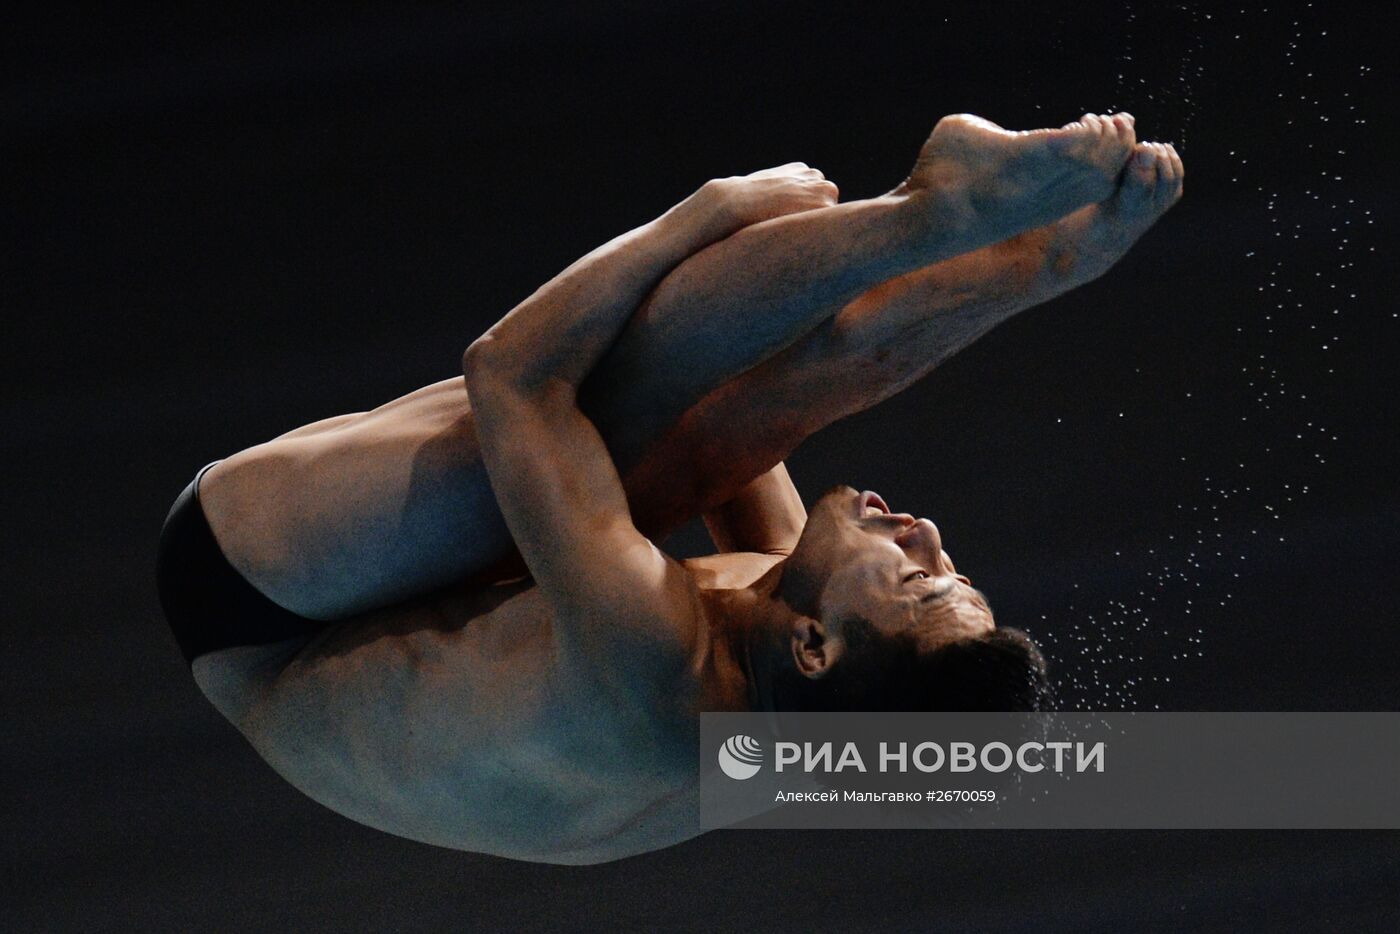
[782,485,995,653]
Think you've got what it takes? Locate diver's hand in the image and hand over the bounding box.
[693,163,840,237]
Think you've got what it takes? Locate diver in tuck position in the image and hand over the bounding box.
[157,111,1181,863]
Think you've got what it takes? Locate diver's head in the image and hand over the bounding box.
[764,484,1050,711]
[779,485,992,647]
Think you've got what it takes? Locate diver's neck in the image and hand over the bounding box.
[696,562,795,714]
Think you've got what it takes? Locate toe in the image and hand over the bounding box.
[1119,144,1158,196]
[1133,144,1158,176]
[1166,146,1185,201]
[1110,113,1136,147]
[1150,145,1180,206]
[1155,144,1173,182]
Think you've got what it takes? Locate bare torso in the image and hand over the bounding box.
[195,550,783,865]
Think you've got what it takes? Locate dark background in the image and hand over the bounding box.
[7,1,1399,930]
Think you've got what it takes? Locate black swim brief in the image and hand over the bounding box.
[157,462,321,665]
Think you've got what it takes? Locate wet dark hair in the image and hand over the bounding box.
[790,619,1053,712]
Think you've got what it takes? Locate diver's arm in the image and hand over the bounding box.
[702,462,807,555]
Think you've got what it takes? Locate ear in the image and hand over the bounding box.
[790,617,845,679]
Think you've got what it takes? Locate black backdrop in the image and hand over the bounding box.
[8,1,1400,930]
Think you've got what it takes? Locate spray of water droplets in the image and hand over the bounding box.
[1025,3,1380,710]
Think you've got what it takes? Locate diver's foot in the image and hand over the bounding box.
[1049,140,1184,284]
[900,112,1137,245]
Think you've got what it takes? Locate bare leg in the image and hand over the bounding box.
[582,113,1138,436]
[625,141,1187,534]
[200,127,1168,620]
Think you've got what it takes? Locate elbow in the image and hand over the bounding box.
[462,333,515,394]
[464,333,566,404]
[462,333,495,380]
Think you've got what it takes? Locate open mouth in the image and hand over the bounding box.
[859,490,890,517]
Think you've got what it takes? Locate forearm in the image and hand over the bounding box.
[467,189,735,389]
[701,462,807,555]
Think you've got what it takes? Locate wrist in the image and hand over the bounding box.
[664,179,742,244]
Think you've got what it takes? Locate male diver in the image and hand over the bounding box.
[158,113,1182,863]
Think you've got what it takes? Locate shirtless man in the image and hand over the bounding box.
[157,112,1182,863]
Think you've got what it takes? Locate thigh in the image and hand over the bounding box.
[198,367,761,622]
[199,378,510,619]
